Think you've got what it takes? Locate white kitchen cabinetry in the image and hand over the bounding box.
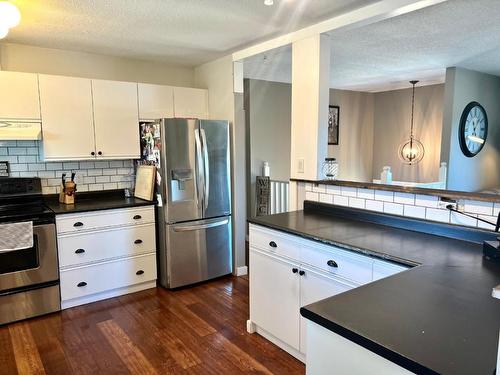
[56,206,157,309]
[138,83,174,119]
[173,87,209,119]
[248,223,409,362]
[39,75,96,160]
[92,79,140,159]
[0,71,41,121]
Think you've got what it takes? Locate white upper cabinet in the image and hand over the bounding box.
[39,75,96,160]
[138,83,174,119]
[92,79,140,159]
[173,87,209,119]
[0,71,41,121]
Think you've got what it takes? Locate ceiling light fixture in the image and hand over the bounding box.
[398,80,425,165]
[0,1,21,39]
[264,0,274,6]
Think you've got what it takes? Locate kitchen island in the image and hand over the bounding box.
[249,201,500,375]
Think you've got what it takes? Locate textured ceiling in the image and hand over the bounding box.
[3,0,378,66]
[244,0,500,91]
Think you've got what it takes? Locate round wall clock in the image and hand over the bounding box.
[458,101,488,157]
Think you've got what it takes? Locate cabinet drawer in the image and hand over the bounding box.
[56,206,155,234]
[60,253,157,302]
[58,224,156,268]
[300,242,373,285]
[249,224,300,261]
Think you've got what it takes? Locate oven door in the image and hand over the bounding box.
[0,223,59,292]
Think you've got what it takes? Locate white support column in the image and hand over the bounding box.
[290,34,330,181]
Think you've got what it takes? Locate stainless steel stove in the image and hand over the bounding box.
[0,177,60,325]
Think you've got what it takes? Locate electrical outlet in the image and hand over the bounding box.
[438,198,457,210]
[298,158,305,173]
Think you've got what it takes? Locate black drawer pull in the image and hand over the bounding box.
[299,270,305,276]
[73,222,84,227]
[134,239,143,244]
[133,215,142,220]
[77,282,87,287]
[136,270,144,275]
[269,241,277,248]
[75,249,85,254]
[91,151,95,156]
[327,260,339,268]
[97,151,102,156]
[292,268,298,274]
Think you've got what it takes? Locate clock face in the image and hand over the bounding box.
[458,102,488,157]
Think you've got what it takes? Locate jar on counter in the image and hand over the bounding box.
[322,158,338,180]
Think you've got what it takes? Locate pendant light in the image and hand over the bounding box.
[398,80,425,165]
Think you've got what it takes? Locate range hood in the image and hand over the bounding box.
[0,121,42,140]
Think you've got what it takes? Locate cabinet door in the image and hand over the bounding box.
[299,267,354,354]
[173,87,209,119]
[39,75,96,160]
[138,83,174,119]
[0,71,41,120]
[92,79,140,159]
[250,248,300,350]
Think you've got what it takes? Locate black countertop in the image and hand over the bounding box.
[45,190,155,214]
[249,202,500,375]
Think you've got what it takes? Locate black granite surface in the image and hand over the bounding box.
[249,203,500,375]
[45,190,155,214]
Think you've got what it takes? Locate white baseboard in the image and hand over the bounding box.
[236,265,248,276]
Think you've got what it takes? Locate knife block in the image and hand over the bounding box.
[59,181,77,204]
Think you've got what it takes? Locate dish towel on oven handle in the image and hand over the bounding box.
[0,221,34,252]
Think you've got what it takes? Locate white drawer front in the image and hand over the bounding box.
[373,259,409,281]
[300,242,373,285]
[58,224,156,268]
[249,224,300,261]
[60,253,157,301]
[56,206,155,234]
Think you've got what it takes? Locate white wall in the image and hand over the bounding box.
[194,55,246,272]
[443,67,500,192]
[0,43,195,86]
[329,89,374,182]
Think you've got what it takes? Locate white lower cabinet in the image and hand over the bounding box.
[56,206,157,309]
[248,223,409,362]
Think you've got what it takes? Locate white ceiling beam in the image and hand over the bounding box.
[232,0,448,61]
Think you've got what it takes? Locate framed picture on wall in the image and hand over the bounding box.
[328,105,340,145]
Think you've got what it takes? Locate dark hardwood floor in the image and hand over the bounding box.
[0,276,305,374]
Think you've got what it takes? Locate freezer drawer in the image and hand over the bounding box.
[163,216,232,288]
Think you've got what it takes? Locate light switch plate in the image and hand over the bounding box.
[298,158,305,173]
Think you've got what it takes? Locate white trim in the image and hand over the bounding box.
[232,0,448,61]
[255,325,305,363]
[236,265,248,276]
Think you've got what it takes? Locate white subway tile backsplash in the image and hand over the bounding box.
[384,202,404,216]
[450,212,477,227]
[326,185,341,195]
[357,188,374,200]
[403,205,426,219]
[341,186,357,197]
[0,142,135,194]
[374,190,393,202]
[464,200,493,216]
[305,191,319,201]
[319,193,334,204]
[394,192,415,205]
[415,194,438,208]
[425,208,450,223]
[477,215,497,230]
[365,199,384,212]
[305,183,313,192]
[312,184,326,193]
[333,195,349,207]
[349,197,365,209]
[494,203,499,217]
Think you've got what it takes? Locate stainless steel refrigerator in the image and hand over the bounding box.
[139,118,232,288]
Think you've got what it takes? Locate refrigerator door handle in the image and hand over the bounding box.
[172,218,229,232]
[200,128,210,210]
[194,129,204,208]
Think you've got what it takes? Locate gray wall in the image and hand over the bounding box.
[372,84,444,183]
[245,79,292,217]
[442,67,500,192]
[329,89,374,182]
